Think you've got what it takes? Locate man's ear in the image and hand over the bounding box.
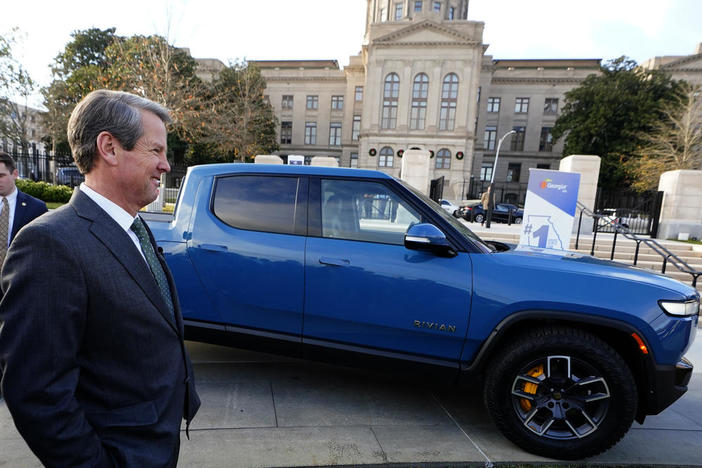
[11,169,18,181]
[96,131,119,167]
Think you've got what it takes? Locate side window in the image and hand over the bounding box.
[213,176,300,235]
[321,179,422,245]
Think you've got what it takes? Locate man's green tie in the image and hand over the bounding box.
[130,217,175,320]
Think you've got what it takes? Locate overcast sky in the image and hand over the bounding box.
[2,0,700,108]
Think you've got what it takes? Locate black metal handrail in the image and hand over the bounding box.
[575,202,701,288]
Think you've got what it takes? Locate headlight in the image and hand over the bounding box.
[659,299,700,317]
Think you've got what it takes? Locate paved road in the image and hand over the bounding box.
[3,337,701,467]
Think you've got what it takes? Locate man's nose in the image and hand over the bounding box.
[158,154,171,173]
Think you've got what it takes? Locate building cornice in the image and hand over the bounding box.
[491,77,588,85]
[374,41,480,48]
[263,76,347,83]
[363,131,471,141]
[373,19,478,46]
[660,67,702,72]
[659,53,702,69]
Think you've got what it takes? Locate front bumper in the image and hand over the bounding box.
[647,357,694,415]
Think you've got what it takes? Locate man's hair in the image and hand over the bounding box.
[0,151,17,173]
[67,90,172,174]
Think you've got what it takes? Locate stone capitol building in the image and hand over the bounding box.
[197,0,702,203]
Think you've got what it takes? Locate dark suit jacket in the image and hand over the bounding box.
[10,190,48,242]
[0,189,200,467]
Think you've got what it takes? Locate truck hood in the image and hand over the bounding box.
[502,245,699,299]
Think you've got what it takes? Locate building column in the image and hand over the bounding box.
[401,149,432,195]
[559,154,600,235]
[657,169,702,240]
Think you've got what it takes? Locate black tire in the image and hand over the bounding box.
[483,327,637,460]
[474,213,484,223]
[514,217,523,224]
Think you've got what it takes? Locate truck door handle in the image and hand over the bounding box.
[198,243,229,252]
[319,257,350,267]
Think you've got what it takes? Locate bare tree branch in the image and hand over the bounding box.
[628,83,702,191]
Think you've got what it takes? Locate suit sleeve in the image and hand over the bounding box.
[0,223,113,468]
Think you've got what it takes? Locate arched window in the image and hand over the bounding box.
[439,73,458,130]
[435,148,451,169]
[381,73,400,129]
[379,146,394,168]
[410,73,429,130]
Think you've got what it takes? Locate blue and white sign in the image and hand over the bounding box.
[519,169,580,250]
[287,155,305,165]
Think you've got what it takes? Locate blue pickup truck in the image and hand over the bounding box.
[146,163,698,459]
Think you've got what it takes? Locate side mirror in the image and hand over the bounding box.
[404,223,456,257]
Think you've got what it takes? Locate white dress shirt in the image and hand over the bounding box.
[1,187,19,248]
[79,183,146,259]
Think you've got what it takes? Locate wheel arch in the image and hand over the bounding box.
[462,310,654,422]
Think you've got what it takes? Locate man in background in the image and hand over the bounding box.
[480,186,492,225]
[0,151,47,400]
[0,151,48,266]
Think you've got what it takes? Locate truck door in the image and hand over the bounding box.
[187,174,307,338]
[303,178,472,363]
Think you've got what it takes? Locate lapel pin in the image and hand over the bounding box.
[21,202,27,206]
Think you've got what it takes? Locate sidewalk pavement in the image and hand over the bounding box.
[2,337,701,467]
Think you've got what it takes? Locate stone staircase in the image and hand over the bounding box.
[478,230,702,292]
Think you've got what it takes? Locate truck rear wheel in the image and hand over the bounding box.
[484,327,637,459]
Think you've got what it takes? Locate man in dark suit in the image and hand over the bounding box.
[0,151,47,400]
[0,151,48,265]
[0,90,200,467]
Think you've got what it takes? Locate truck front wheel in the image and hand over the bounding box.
[484,327,637,459]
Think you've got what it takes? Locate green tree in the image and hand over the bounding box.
[552,57,685,189]
[52,27,117,79]
[203,61,278,162]
[103,35,207,142]
[42,28,118,151]
[0,29,37,150]
[0,33,10,89]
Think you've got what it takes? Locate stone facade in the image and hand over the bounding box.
[195,3,701,203]
[239,0,601,201]
[1,102,47,153]
[473,58,600,204]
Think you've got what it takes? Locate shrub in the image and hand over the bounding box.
[16,179,73,203]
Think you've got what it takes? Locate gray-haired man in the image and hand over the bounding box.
[0,90,200,467]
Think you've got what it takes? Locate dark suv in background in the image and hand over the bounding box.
[458,202,523,224]
[55,166,84,187]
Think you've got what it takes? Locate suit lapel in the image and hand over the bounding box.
[70,190,179,334]
[11,191,28,241]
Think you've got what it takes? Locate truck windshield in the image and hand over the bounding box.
[397,180,492,252]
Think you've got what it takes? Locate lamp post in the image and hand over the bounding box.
[485,130,516,228]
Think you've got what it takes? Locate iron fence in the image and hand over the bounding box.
[5,149,188,191]
[5,148,75,184]
[574,202,700,287]
[593,188,664,237]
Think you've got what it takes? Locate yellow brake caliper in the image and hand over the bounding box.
[520,364,544,412]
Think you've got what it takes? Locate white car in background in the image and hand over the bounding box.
[438,199,460,217]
